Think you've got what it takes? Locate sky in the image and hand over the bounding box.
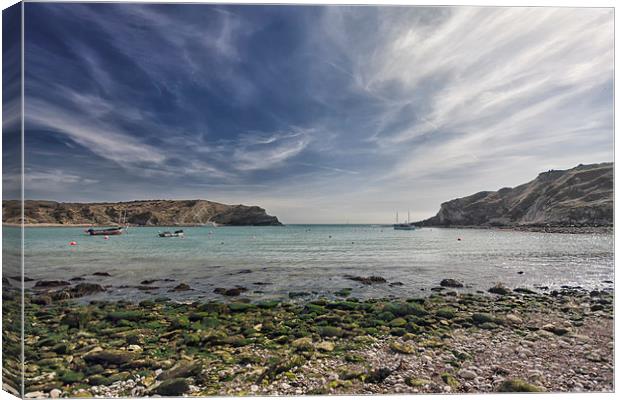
[2,4,614,224]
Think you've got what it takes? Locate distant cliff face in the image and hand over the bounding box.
[2,199,283,226]
[418,163,613,227]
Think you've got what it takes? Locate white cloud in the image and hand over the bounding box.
[26,97,167,166]
[232,128,313,171]
[320,7,613,184]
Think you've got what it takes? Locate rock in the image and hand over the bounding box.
[479,322,499,330]
[214,287,247,296]
[70,283,106,297]
[459,370,477,380]
[34,280,71,288]
[497,379,545,392]
[441,373,460,389]
[436,307,456,319]
[389,317,408,327]
[505,314,523,325]
[69,276,85,281]
[318,326,344,338]
[488,283,511,295]
[292,337,314,351]
[390,341,415,354]
[83,350,135,365]
[472,313,495,324]
[316,341,335,352]
[158,360,201,380]
[542,324,570,336]
[50,389,62,398]
[405,377,431,387]
[250,385,259,392]
[51,283,106,301]
[170,283,192,292]
[389,281,404,286]
[366,368,392,383]
[440,279,464,288]
[92,272,111,276]
[25,391,46,398]
[343,275,387,285]
[127,344,143,352]
[32,295,53,305]
[155,378,190,396]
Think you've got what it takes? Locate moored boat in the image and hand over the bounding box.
[86,227,123,236]
[158,229,184,238]
[393,211,417,230]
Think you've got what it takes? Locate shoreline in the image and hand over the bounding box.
[3,223,614,234]
[4,282,613,397]
[419,225,613,234]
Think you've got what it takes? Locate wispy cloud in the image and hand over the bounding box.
[232,128,313,171]
[20,4,613,223]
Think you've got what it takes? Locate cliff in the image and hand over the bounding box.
[418,162,613,227]
[2,199,283,226]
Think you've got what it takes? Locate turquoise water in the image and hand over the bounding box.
[3,225,614,301]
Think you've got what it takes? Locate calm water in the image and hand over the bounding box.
[3,225,614,301]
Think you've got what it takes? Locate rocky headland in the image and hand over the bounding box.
[1,199,282,226]
[418,162,613,229]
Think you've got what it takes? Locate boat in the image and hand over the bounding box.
[394,211,416,230]
[84,210,129,236]
[158,229,184,238]
[86,227,124,236]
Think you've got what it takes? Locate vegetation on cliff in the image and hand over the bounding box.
[418,163,612,227]
[2,199,282,226]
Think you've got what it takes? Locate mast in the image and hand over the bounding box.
[408,210,410,224]
[396,211,399,224]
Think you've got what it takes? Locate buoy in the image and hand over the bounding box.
[69,241,77,246]
[104,236,110,240]
[457,238,462,241]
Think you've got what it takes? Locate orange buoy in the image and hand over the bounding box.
[69,241,77,246]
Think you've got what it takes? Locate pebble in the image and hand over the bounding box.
[25,392,46,398]
[49,389,62,398]
[459,370,477,380]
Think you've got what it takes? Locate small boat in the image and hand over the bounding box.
[393,211,416,230]
[158,229,184,238]
[85,210,129,236]
[86,227,123,236]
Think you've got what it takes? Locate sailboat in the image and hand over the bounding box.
[394,211,416,230]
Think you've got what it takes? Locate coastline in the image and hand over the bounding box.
[3,223,614,233]
[5,282,613,397]
[419,225,613,234]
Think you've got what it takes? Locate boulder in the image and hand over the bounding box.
[157,360,201,381]
[83,350,135,365]
[440,279,464,288]
[155,378,190,396]
[488,283,511,295]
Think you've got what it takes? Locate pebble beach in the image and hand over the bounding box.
[2,278,613,397]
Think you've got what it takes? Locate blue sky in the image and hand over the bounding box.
[5,4,614,223]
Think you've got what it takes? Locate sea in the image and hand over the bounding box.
[2,225,614,302]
